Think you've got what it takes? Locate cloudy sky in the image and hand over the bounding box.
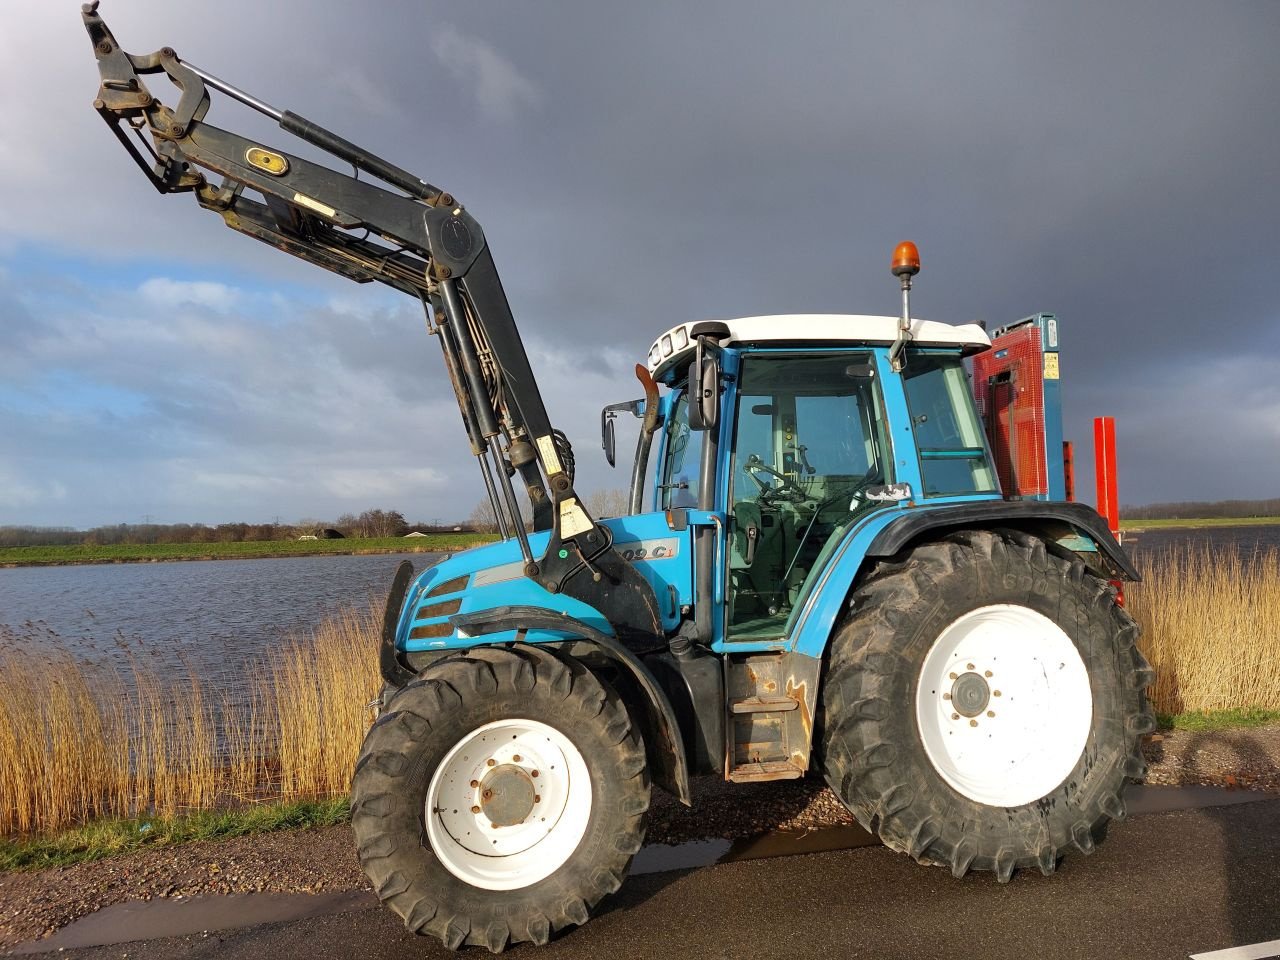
[1,1,1277,527]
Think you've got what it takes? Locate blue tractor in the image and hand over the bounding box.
[85,10,1153,952]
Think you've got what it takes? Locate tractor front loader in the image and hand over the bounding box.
[83,5,1154,951]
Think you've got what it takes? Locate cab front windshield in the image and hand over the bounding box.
[727,353,888,639]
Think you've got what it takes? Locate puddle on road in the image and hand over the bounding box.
[12,784,1276,955]
[9,890,375,955]
[633,824,880,876]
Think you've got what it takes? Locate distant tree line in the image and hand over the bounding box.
[4,487,644,547]
[0,508,472,548]
[1122,497,1280,520]
[465,488,630,534]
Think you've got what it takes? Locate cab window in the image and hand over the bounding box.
[903,354,998,496]
[659,388,701,509]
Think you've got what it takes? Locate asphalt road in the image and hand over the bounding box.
[24,799,1280,960]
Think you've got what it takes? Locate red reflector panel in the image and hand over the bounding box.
[1108,578,1126,607]
[973,326,1048,497]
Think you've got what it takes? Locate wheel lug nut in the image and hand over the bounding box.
[969,719,978,727]
[987,710,995,718]
[951,713,960,721]
[531,771,539,778]
[949,672,958,680]
[470,779,479,788]
[984,670,993,678]
[470,805,480,814]
[486,758,496,767]
[534,795,541,803]
[966,663,975,671]
[993,690,1002,697]
[512,754,522,762]
[942,693,951,700]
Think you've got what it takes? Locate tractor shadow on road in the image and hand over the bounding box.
[1167,731,1280,948]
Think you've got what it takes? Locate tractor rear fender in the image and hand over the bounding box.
[784,499,1139,774]
[865,500,1139,580]
[446,606,692,806]
[788,500,1137,666]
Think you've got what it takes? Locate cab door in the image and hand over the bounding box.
[720,351,891,646]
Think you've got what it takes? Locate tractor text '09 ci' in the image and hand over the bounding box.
[83,5,1154,952]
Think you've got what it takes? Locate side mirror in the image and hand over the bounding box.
[600,399,644,468]
[603,415,617,467]
[687,337,720,431]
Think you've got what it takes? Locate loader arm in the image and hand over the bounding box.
[81,2,663,644]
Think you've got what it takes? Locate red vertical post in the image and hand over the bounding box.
[1094,417,1119,535]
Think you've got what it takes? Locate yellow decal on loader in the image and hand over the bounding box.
[559,497,594,538]
[535,434,563,476]
[245,146,289,176]
[293,192,337,218]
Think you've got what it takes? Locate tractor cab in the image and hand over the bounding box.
[633,314,995,647]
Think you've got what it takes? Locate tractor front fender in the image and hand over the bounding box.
[449,606,692,806]
[379,560,418,688]
[865,500,1140,581]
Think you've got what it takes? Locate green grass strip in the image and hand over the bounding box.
[0,796,351,872]
[1121,516,1280,530]
[0,534,496,566]
[1156,707,1280,732]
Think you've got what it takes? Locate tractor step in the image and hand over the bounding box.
[731,696,799,714]
[727,760,805,783]
[724,653,814,782]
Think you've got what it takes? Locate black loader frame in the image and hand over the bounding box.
[81,2,662,646]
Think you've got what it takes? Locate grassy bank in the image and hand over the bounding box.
[0,797,349,872]
[1156,707,1280,732]
[1122,516,1280,530]
[2,542,1278,846]
[0,534,495,567]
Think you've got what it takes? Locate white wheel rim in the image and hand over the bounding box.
[426,718,592,891]
[914,604,1093,807]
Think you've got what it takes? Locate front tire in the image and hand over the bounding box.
[351,644,650,951]
[820,529,1154,881]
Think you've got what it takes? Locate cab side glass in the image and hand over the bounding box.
[661,390,701,509]
[903,354,998,496]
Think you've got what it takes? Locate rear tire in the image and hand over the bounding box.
[351,644,650,951]
[819,528,1154,881]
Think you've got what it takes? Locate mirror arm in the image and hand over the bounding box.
[629,365,662,514]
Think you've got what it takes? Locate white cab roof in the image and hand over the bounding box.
[646,314,991,379]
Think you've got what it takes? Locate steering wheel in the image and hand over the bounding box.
[743,455,808,504]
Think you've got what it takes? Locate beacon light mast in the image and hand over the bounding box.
[888,240,921,372]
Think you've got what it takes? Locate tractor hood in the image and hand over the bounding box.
[395,513,692,656]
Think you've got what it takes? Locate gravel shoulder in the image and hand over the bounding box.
[4,722,1280,951]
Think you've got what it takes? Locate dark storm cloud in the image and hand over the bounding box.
[1,0,1277,522]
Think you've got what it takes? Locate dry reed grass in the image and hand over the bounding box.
[4,543,1278,836]
[1128,543,1280,715]
[0,607,381,836]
